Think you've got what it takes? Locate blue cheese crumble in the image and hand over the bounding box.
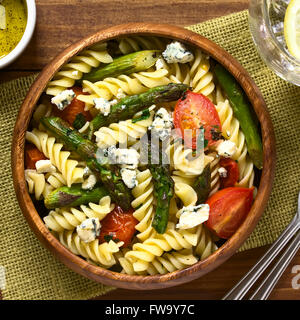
[51,89,75,110]
[94,97,111,116]
[216,140,237,158]
[82,173,97,190]
[76,218,101,243]
[149,107,173,140]
[105,146,140,188]
[162,41,194,64]
[120,168,138,189]
[176,204,210,229]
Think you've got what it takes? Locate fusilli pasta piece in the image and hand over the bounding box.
[25,169,53,200]
[94,111,154,148]
[78,69,171,111]
[117,36,167,54]
[46,43,113,96]
[215,87,254,188]
[124,222,199,272]
[25,129,84,187]
[131,169,155,242]
[43,196,114,232]
[58,230,123,267]
[194,224,218,260]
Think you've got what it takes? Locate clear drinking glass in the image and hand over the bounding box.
[249,0,300,85]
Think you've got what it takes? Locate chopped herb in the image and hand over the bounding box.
[210,128,223,141]
[104,234,120,243]
[73,113,87,130]
[132,109,150,123]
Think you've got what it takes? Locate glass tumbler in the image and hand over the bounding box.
[249,0,300,85]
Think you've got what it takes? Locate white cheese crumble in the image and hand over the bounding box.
[216,140,237,158]
[116,88,126,100]
[35,160,56,174]
[162,41,194,64]
[107,146,140,169]
[0,5,6,30]
[82,174,97,190]
[155,58,165,70]
[149,107,173,140]
[120,168,138,189]
[176,204,210,230]
[83,166,92,177]
[76,218,101,243]
[94,97,111,116]
[218,167,228,178]
[51,89,75,110]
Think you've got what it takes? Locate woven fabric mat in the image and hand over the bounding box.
[1,9,300,300]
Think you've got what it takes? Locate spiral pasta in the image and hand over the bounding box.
[25,129,84,187]
[124,222,199,272]
[168,140,214,176]
[77,69,172,111]
[58,229,123,267]
[215,87,254,188]
[167,49,215,100]
[131,169,155,242]
[43,196,114,232]
[194,224,218,260]
[117,36,167,54]
[46,43,113,96]
[94,111,154,148]
[118,248,198,275]
[25,169,54,200]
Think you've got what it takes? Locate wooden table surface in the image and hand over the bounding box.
[1,0,300,300]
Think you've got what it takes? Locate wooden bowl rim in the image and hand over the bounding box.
[11,22,276,290]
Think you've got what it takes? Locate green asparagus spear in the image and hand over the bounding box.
[44,184,109,209]
[82,50,161,82]
[193,164,211,204]
[214,64,263,169]
[87,83,188,139]
[147,139,174,234]
[40,117,133,211]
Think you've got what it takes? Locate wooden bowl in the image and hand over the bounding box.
[11,23,276,290]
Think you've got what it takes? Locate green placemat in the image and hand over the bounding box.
[1,9,300,300]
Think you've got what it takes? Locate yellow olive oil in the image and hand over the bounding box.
[0,0,27,59]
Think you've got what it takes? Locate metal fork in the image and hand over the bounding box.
[222,192,300,300]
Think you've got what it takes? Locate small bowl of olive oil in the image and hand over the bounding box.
[0,0,36,69]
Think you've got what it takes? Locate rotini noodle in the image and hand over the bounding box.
[25,128,84,187]
[94,112,154,148]
[77,69,172,111]
[43,196,114,232]
[58,229,123,267]
[46,43,113,96]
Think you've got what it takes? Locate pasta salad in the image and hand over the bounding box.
[24,36,263,275]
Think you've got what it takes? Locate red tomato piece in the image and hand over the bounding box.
[52,86,92,126]
[98,206,138,248]
[205,187,254,239]
[173,91,222,149]
[25,143,47,169]
[219,158,239,189]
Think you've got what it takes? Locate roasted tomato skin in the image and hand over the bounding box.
[25,143,47,169]
[52,86,92,125]
[173,91,222,149]
[219,158,239,189]
[98,206,138,248]
[205,187,254,239]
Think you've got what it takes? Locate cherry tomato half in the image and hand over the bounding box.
[205,187,254,239]
[219,158,239,189]
[98,206,138,248]
[52,86,92,126]
[25,143,47,169]
[174,91,222,149]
